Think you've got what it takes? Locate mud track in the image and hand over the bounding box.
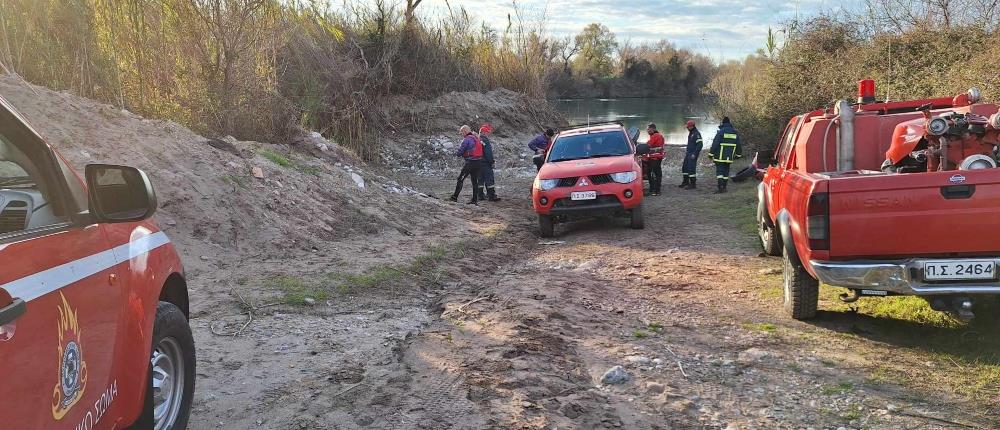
[190,167,997,430]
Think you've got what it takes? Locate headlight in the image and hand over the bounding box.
[610,171,637,184]
[534,178,559,190]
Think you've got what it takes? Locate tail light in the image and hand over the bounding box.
[807,192,829,250]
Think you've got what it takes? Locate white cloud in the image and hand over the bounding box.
[367,0,861,60]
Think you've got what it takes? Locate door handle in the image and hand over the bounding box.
[0,298,25,325]
[941,185,975,199]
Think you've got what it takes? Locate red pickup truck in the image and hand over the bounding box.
[0,96,194,429]
[758,80,1000,320]
[532,122,648,237]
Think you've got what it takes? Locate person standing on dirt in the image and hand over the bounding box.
[476,123,501,202]
[449,125,484,204]
[644,123,665,196]
[709,116,742,194]
[528,128,555,171]
[679,120,703,189]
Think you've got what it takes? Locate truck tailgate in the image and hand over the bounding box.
[828,170,1000,258]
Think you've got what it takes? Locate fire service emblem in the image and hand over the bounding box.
[52,293,88,420]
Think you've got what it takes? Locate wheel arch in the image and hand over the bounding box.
[757,182,775,228]
[160,272,189,319]
[776,209,803,268]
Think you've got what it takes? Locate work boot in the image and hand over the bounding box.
[685,178,697,190]
[448,194,458,202]
[487,187,501,202]
[678,176,690,188]
[476,187,486,201]
[467,198,478,205]
[714,179,726,194]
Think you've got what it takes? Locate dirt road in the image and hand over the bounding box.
[188,162,998,429]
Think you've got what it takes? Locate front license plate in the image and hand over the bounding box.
[570,191,597,201]
[923,260,996,281]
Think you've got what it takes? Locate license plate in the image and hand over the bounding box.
[923,260,996,281]
[570,191,597,201]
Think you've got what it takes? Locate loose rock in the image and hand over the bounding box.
[600,366,631,385]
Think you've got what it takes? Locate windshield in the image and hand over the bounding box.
[548,131,631,162]
[0,160,33,187]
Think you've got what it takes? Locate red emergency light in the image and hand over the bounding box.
[858,79,876,104]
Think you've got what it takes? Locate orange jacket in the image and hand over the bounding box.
[646,131,665,160]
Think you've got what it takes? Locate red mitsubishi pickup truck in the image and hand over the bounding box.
[0,96,194,429]
[758,80,1000,320]
[532,122,648,237]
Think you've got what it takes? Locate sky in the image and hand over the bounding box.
[409,0,862,62]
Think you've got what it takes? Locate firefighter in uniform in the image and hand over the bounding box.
[709,116,742,194]
[679,120,702,189]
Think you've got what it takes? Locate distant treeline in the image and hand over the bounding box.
[708,1,1000,149]
[546,23,717,99]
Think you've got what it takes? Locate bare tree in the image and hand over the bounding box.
[404,0,422,29]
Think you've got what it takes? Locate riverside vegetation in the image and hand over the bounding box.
[0,0,716,160]
[709,1,1000,149]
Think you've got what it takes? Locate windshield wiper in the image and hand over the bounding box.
[585,153,626,159]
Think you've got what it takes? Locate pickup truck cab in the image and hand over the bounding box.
[532,122,649,237]
[0,96,194,429]
[758,81,1000,320]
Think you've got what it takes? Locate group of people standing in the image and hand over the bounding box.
[449,124,501,204]
[645,116,743,195]
[447,116,743,203]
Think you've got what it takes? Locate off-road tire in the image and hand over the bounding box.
[132,302,196,430]
[782,246,819,320]
[538,214,554,238]
[758,201,780,256]
[630,204,645,229]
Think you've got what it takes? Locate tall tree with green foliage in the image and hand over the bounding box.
[573,23,617,78]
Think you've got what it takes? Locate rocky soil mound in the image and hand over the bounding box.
[0,76,467,260]
[378,88,566,176]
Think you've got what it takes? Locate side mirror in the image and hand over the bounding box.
[85,164,157,223]
[635,143,650,156]
[756,150,776,166]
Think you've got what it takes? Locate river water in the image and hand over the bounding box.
[553,98,718,146]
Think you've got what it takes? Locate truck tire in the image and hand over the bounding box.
[783,246,819,320]
[758,199,780,256]
[539,214,554,238]
[136,302,196,430]
[630,204,645,229]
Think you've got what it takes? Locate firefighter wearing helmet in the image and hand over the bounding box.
[680,120,703,189]
[709,116,743,194]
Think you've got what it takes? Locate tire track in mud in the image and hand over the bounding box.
[388,174,992,429]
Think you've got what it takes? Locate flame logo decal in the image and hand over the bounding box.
[51,292,87,420]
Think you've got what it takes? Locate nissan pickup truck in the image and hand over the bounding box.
[758,80,1000,320]
[0,95,194,429]
[532,122,648,237]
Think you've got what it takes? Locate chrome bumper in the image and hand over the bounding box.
[810,259,1000,295]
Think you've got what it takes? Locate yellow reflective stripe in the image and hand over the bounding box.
[723,134,737,139]
[713,159,733,163]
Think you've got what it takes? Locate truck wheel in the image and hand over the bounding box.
[758,200,780,256]
[782,247,819,320]
[138,302,196,430]
[630,204,645,229]
[539,214,554,238]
